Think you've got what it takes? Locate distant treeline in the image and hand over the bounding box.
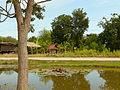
[0,36,17,44]
[1,8,120,53]
[28,9,120,52]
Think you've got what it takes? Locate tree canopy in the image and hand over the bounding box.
[51,8,89,48]
[72,8,89,48]
[51,14,73,44]
[0,36,17,43]
[38,29,52,52]
[98,13,120,51]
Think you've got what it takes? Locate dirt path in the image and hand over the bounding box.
[0,57,120,61]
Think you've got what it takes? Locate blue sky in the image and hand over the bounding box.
[0,0,120,39]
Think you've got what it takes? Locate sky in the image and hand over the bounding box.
[0,0,120,39]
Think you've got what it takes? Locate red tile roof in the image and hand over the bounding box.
[48,44,57,50]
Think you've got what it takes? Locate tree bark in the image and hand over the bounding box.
[13,0,34,90]
[17,24,28,90]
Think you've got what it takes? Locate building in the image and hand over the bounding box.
[0,42,42,54]
[0,42,17,54]
[27,42,41,54]
[48,44,58,54]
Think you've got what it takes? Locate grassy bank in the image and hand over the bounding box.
[0,60,120,68]
[0,49,120,57]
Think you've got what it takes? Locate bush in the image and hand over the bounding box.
[74,49,97,56]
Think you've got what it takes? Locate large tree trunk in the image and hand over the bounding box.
[17,24,28,90]
[13,1,29,90]
[13,0,34,90]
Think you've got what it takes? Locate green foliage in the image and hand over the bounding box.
[51,14,73,44]
[22,4,45,33]
[58,49,120,57]
[74,49,97,56]
[72,8,89,48]
[32,5,45,20]
[84,34,98,45]
[0,36,17,43]
[28,36,37,43]
[51,8,89,49]
[89,42,99,50]
[29,24,35,33]
[28,29,52,54]
[0,36,3,42]
[83,34,105,51]
[58,52,75,57]
[72,8,89,33]
[6,0,12,3]
[57,34,75,52]
[0,9,3,12]
[22,4,45,21]
[38,29,52,53]
[98,13,120,51]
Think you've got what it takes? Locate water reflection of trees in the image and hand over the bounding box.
[0,71,2,75]
[0,69,15,75]
[99,70,120,90]
[37,70,90,90]
[0,68,17,75]
[3,70,14,75]
[40,76,51,85]
[51,73,90,90]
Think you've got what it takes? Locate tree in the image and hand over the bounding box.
[0,36,3,42]
[51,14,73,44]
[51,8,89,48]
[84,34,99,50]
[98,13,120,51]
[0,36,17,43]
[0,0,51,90]
[38,29,52,53]
[28,36,37,43]
[72,8,89,48]
[63,34,75,52]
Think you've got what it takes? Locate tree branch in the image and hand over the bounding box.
[21,1,26,9]
[24,0,28,4]
[0,6,8,13]
[7,2,13,12]
[0,2,14,17]
[34,0,52,5]
[0,12,15,17]
[25,0,34,28]
[0,16,8,23]
[13,0,24,25]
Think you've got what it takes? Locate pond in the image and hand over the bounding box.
[0,66,120,90]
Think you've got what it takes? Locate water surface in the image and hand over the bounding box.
[0,67,120,90]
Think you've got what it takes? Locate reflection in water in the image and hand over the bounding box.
[3,70,14,75]
[0,67,120,90]
[51,72,90,90]
[86,70,106,90]
[0,70,18,89]
[99,70,120,90]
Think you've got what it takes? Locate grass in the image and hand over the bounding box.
[0,49,120,68]
[0,60,120,68]
[0,49,120,57]
[29,60,120,68]
[0,60,17,65]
